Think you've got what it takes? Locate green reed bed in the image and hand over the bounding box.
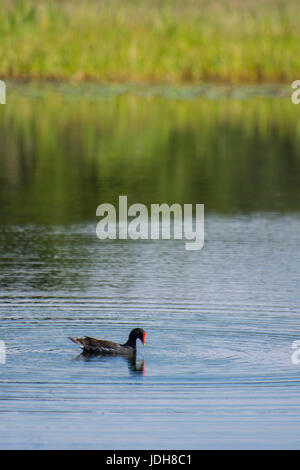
[0,0,299,84]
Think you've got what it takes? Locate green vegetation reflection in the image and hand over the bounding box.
[1,85,300,224]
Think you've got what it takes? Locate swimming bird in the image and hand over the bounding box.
[68,328,146,355]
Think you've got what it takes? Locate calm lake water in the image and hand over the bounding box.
[0,84,300,449]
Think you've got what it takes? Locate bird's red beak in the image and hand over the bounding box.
[142,332,146,345]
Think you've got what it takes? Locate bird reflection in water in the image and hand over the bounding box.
[73,350,145,375]
[128,354,145,375]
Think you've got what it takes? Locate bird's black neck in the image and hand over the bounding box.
[122,336,137,348]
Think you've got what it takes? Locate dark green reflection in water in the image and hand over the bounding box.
[0,85,300,225]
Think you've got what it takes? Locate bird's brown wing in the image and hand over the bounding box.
[69,336,121,353]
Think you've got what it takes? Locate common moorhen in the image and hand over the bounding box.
[69,328,146,355]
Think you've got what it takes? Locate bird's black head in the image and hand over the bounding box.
[128,328,146,346]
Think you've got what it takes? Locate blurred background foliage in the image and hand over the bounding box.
[0,0,299,83]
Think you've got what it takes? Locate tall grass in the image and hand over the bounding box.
[0,0,299,83]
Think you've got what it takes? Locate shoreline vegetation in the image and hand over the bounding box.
[1,0,299,85]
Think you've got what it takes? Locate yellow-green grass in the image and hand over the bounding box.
[0,0,299,84]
